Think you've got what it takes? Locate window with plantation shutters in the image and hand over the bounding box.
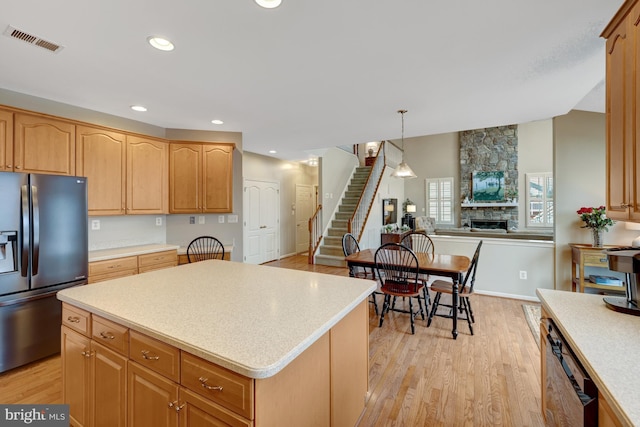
[527,173,553,227]
[425,177,454,225]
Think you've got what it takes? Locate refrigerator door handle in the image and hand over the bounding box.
[20,184,29,277]
[32,185,39,276]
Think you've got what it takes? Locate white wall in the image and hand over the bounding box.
[318,148,359,231]
[518,119,553,228]
[430,235,554,300]
[401,133,460,222]
[553,110,638,290]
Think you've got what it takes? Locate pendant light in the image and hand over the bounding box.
[391,109,417,178]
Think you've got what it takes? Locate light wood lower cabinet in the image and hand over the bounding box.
[89,250,178,283]
[62,300,368,427]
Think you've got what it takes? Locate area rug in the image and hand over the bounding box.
[522,304,541,348]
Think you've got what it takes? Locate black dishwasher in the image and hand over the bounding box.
[543,318,598,427]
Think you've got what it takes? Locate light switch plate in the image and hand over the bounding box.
[91,220,100,230]
[198,216,205,224]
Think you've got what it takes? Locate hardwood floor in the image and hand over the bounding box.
[0,255,543,426]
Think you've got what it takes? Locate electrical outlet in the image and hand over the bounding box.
[198,216,205,224]
[218,215,225,223]
[156,217,162,226]
[228,215,238,223]
[91,220,100,230]
[189,216,195,224]
[519,271,527,280]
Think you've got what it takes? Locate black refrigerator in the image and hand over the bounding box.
[0,172,88,373]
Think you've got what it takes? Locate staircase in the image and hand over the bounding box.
[315,166,371,267]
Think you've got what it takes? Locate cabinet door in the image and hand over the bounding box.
[0,109,13,172]
[62,326,91,427]
[128,361,179,427]
[631,4,640,221]
[169,143,202,213]
[14,113,75,175]
[606,16,630,220]
[91,341,127,427]
[76,126,126,215]
[202,144,233,213]
[127,135,168,214]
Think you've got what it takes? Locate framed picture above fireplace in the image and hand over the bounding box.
[472,171,505,202]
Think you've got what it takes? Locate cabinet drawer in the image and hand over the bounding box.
[62,304,91,336]
[130,330,180,382]
[583,253,608,266]
[139,261,177,274]
[89,256,138,276]
[138,250,178,268]
[88,269,137,284]
[181,353,254,420]
[180,387,252,427]
[92,315,129,355]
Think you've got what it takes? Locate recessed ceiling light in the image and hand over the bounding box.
[130,105,147,112]
[269,150,277,154]
[147,36,174,51]
[211,119,224,125]
[255,0,282,9]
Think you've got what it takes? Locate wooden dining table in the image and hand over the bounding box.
[345,248,471,339]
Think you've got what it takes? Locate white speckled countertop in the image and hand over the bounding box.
[58,260,375,379]
[537,289,640,427]
[89,244,181,262]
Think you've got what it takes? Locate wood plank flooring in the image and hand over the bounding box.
[0,255,544,426]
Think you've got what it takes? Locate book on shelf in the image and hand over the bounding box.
[588,275,624,286]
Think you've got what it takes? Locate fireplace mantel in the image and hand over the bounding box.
[461,202,518,208]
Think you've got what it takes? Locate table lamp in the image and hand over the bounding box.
[404,204,416,230]
[625,221,640,247]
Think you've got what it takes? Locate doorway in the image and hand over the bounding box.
[295,184,314,254]
[243,180,280,264]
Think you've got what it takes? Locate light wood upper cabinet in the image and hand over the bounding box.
[0,109,13,172]
[169,142,234,214]
[203,144,233,213]
[169,143,202,214]
[14,113,75,175]
[76,126,126,216]
[127,135,168,214]
[603,0,640,221]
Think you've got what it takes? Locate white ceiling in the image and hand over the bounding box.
[1,0,622,161]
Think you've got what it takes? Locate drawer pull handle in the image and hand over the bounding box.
[198,377,223,391]
[107,264,121,269]
[141,350,160,360]
[67,316,80,323]
[99,331,115,340]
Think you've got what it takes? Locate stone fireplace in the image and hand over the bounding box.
[470,219,508,230]
[460,126,518,229]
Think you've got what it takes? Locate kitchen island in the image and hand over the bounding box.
[58,260,376,427]
[537,289,640,427]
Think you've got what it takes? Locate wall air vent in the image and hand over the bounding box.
[3,25,64,53]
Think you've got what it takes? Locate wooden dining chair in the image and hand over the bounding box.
[401,232,434,309]
[427,240,482,335]
[186,236,225,263]
[342,233,380,314]
[375,243,426,334]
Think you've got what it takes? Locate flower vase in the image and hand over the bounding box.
[592,228,603,248]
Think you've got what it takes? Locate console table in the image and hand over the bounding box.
[569,243,625,293]
[381,230,412,246]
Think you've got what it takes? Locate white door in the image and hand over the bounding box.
[295,184,314,254]
[244,180,279,264]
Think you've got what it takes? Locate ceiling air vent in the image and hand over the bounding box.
[3,25,64,53]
